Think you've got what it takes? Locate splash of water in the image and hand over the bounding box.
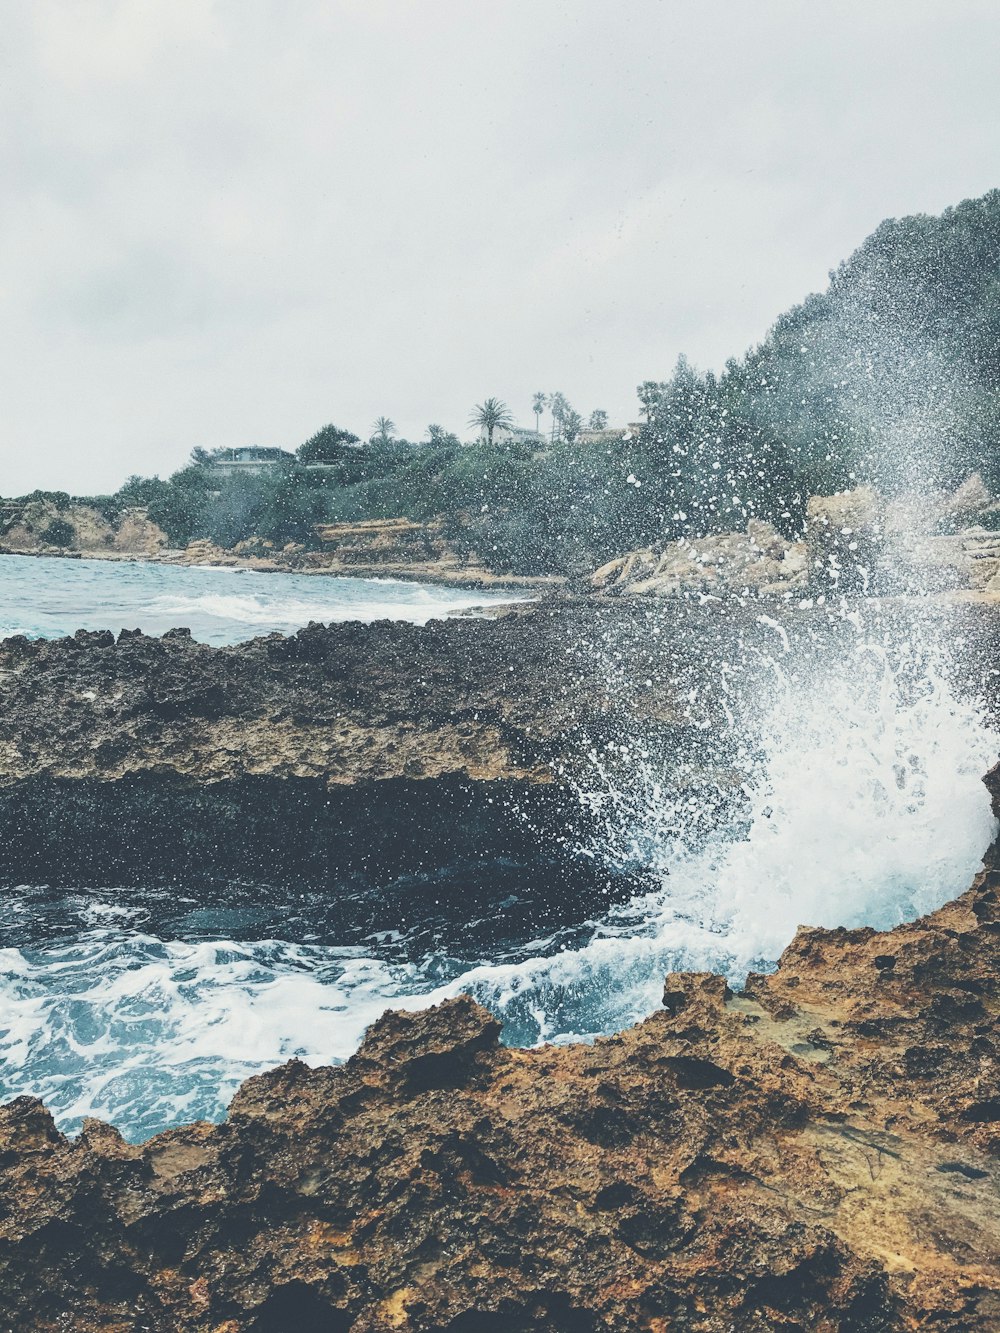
[444,619,999,1041]
[0,610,995,1138]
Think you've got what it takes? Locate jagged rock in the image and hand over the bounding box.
[0,500,166,555]
[4,847,1000,1327]
[110,507,168,554]
[591,478,1000,602]
[1,598,1000,1324]
[944,471,996,524]
[591,522,807,599]
[2,599,1000,891]
[180,537,240,566]
[746,516,787,559]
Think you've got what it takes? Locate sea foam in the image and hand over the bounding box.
[0,608,995,1138]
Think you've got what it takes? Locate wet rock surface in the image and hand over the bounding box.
[2,597,998,785]
[3,600,1000,1326]
[1,597,1000,890]
[2,857,1000,1329]
[0,603,676,887]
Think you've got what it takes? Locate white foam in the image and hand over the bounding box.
[0,936,420,1136]
[0,612,995,1139]
[0,553,523,642]
[144,587,516,628]
[439,625,999,1038]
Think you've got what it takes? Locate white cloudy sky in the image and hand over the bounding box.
[3,0,999,495]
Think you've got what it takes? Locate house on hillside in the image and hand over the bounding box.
[473,424,546,447]
[577,425,636,445]
[208,446,295,478]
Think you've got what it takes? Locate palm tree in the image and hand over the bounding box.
[468,397,515,447]
[548,392,569,443]
[372,416,396,445]
[562,408,583,444]
[532,392,547,435]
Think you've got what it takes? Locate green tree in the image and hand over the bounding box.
[426,424,461,447]
[42,517,75,548]
[297,424,361,463]
[588,409,608,431]
[371,417,396,445]
[548,392,570,442]
[468,397,515,446]
[532,392,547,435]
[561,408,583,444]
[637,381,666,421]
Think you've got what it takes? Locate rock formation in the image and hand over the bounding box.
[170,519,557,589]
[1,599,999,893]
[0,500,167,556]
[804,487,886,595]
[591,522,808,600]
[2,807,1000,1328]
[0,584,999,1325]
[591,476,1000,604]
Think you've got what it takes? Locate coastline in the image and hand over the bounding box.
[1,583,1000,1324]
[0,541,568,592]
[3,841,1000,1326]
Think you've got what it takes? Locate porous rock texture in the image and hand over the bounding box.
[3,849,1000,1329]
[1,599,1000,893]
[3,601,1000,1327]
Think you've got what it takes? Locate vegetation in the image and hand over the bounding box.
[297,425,361,463]
[371,417,396,445]
[468,398,514,446]
[41,518,75,548]
[11,190,1000,577]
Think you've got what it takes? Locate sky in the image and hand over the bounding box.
[3,0,1000,496]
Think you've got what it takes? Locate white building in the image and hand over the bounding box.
[473,424,546,447]
[208,447,295,478]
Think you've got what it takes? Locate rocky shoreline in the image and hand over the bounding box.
[3,595,1000,1327]
[2,817,1000,1328]
[4,597,999,886]
[7,475,1000,601]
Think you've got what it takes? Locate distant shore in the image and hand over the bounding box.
[0,541,566,593]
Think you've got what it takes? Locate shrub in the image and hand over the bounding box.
[41,518,75,548]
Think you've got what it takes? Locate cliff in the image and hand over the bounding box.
[0,499,167,556]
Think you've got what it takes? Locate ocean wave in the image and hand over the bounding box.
[0,553,520,643]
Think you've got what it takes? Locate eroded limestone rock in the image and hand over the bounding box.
[3,852,1000,1328]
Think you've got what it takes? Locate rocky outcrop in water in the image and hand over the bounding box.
[2,829,1000,1329]
[0,603,678,889]
[2,586,1000,1325]
[1,599,999,892]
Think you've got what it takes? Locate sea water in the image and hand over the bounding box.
[0,553,519,644]
[0,571,997,1139]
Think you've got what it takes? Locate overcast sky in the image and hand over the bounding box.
[3,0,999,495]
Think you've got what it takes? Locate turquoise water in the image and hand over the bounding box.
[0,554,518,644]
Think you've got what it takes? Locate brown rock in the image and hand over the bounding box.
[4,852,1000,1327]
[805,486,886,594]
